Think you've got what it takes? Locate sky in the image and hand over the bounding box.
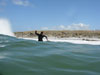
[0,0,100,32]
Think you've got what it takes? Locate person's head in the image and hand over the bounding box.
[40,31,43,35]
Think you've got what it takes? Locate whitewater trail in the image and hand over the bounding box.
[20,37,100,45]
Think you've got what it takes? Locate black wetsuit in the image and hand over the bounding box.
[35,33,47,41]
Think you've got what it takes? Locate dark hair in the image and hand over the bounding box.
[41,32,43,34]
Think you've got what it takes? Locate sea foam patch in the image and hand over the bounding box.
[49,39,100,45]
[21,37,100,45]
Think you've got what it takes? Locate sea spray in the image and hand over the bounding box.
[0,18,14,36]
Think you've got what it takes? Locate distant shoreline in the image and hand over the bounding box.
[14,30,100,40]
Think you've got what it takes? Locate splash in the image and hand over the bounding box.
[0,18,14,36]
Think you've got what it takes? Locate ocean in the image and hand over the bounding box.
[0,34,100,75]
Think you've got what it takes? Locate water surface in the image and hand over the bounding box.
[0,34,100,75]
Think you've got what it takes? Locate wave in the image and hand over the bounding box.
[21,37,100,45]
[0,34,17,42]
[1,34,100,46]
[49,39,100,45]
[0,34,100,75]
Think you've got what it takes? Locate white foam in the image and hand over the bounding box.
[0,53,10,59]
[0,45,6,47]
[0,56,6,59]
[0,18,14,36]
[19,37,100,45]
[50,39,100,45]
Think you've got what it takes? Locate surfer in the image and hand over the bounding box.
[35,31,48,41]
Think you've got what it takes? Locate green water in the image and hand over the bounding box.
[0,34,100,75]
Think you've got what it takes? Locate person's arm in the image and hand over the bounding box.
[35,30,39,35]
[44,35,49,41]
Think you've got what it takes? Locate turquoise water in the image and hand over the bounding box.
[0,34,100,75]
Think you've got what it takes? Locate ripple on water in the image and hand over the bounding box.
[0,45,6,48]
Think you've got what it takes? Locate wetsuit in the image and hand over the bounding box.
[35,33,47,41]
